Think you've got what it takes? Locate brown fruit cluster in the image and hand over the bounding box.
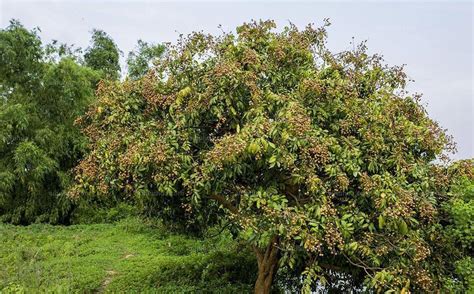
[308,144,330,166]
[413,241,431,263]
[206,134,247,169]
[411,268,434,292]
[335,174,350,192]
[304,235,323,254]
[324,222,344,254]
[418,200,437,222]
[385,190,414,219]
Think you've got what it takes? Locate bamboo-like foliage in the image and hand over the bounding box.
[0,21,100,224]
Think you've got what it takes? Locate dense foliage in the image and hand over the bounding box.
[0,21,101,224]
[71,20,471,292]
[436,160,474,292]
[84,29,121,80]
[0,18,471,293]
[127,40,165,80]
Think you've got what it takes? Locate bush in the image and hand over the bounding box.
[71,202,140,225]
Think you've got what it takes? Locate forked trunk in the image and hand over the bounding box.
[254,235,280,294]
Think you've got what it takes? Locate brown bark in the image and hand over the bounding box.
[206,195,280,293]
[253,235,280,294]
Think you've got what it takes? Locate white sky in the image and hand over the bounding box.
[1,0,473,160]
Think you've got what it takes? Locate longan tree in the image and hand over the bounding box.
[72,20,468,292]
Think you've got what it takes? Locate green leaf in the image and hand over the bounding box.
[378,215,385,229]
[268,155,277,164]
[398,220,408,235]
[248,142,260,154]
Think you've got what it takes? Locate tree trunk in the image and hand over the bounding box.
[254,235,280,294]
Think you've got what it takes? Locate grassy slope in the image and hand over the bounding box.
[0,218,256,293]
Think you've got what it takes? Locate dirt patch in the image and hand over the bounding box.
[96,270,118,293]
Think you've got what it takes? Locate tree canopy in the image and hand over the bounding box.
[127,40,165,80]
[0,20,99,224]
[42,19,472,292]
[84,29,121,80]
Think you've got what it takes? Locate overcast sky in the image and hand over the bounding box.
[1,0,473,159]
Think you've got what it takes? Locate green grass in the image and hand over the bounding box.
[0,218,256,293]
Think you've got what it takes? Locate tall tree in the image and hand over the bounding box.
[84,29,121,80]
[0,19,43,95]
[0,20,99,224]
[127,40,165,80]
[72,20,469,292]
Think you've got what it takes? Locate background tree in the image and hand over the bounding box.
[0,20,99,224]
[0,19,43,96]
[84,29,121,80]
[72,20,468,293]
[432,160,474,292]
[127,40,165,80]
